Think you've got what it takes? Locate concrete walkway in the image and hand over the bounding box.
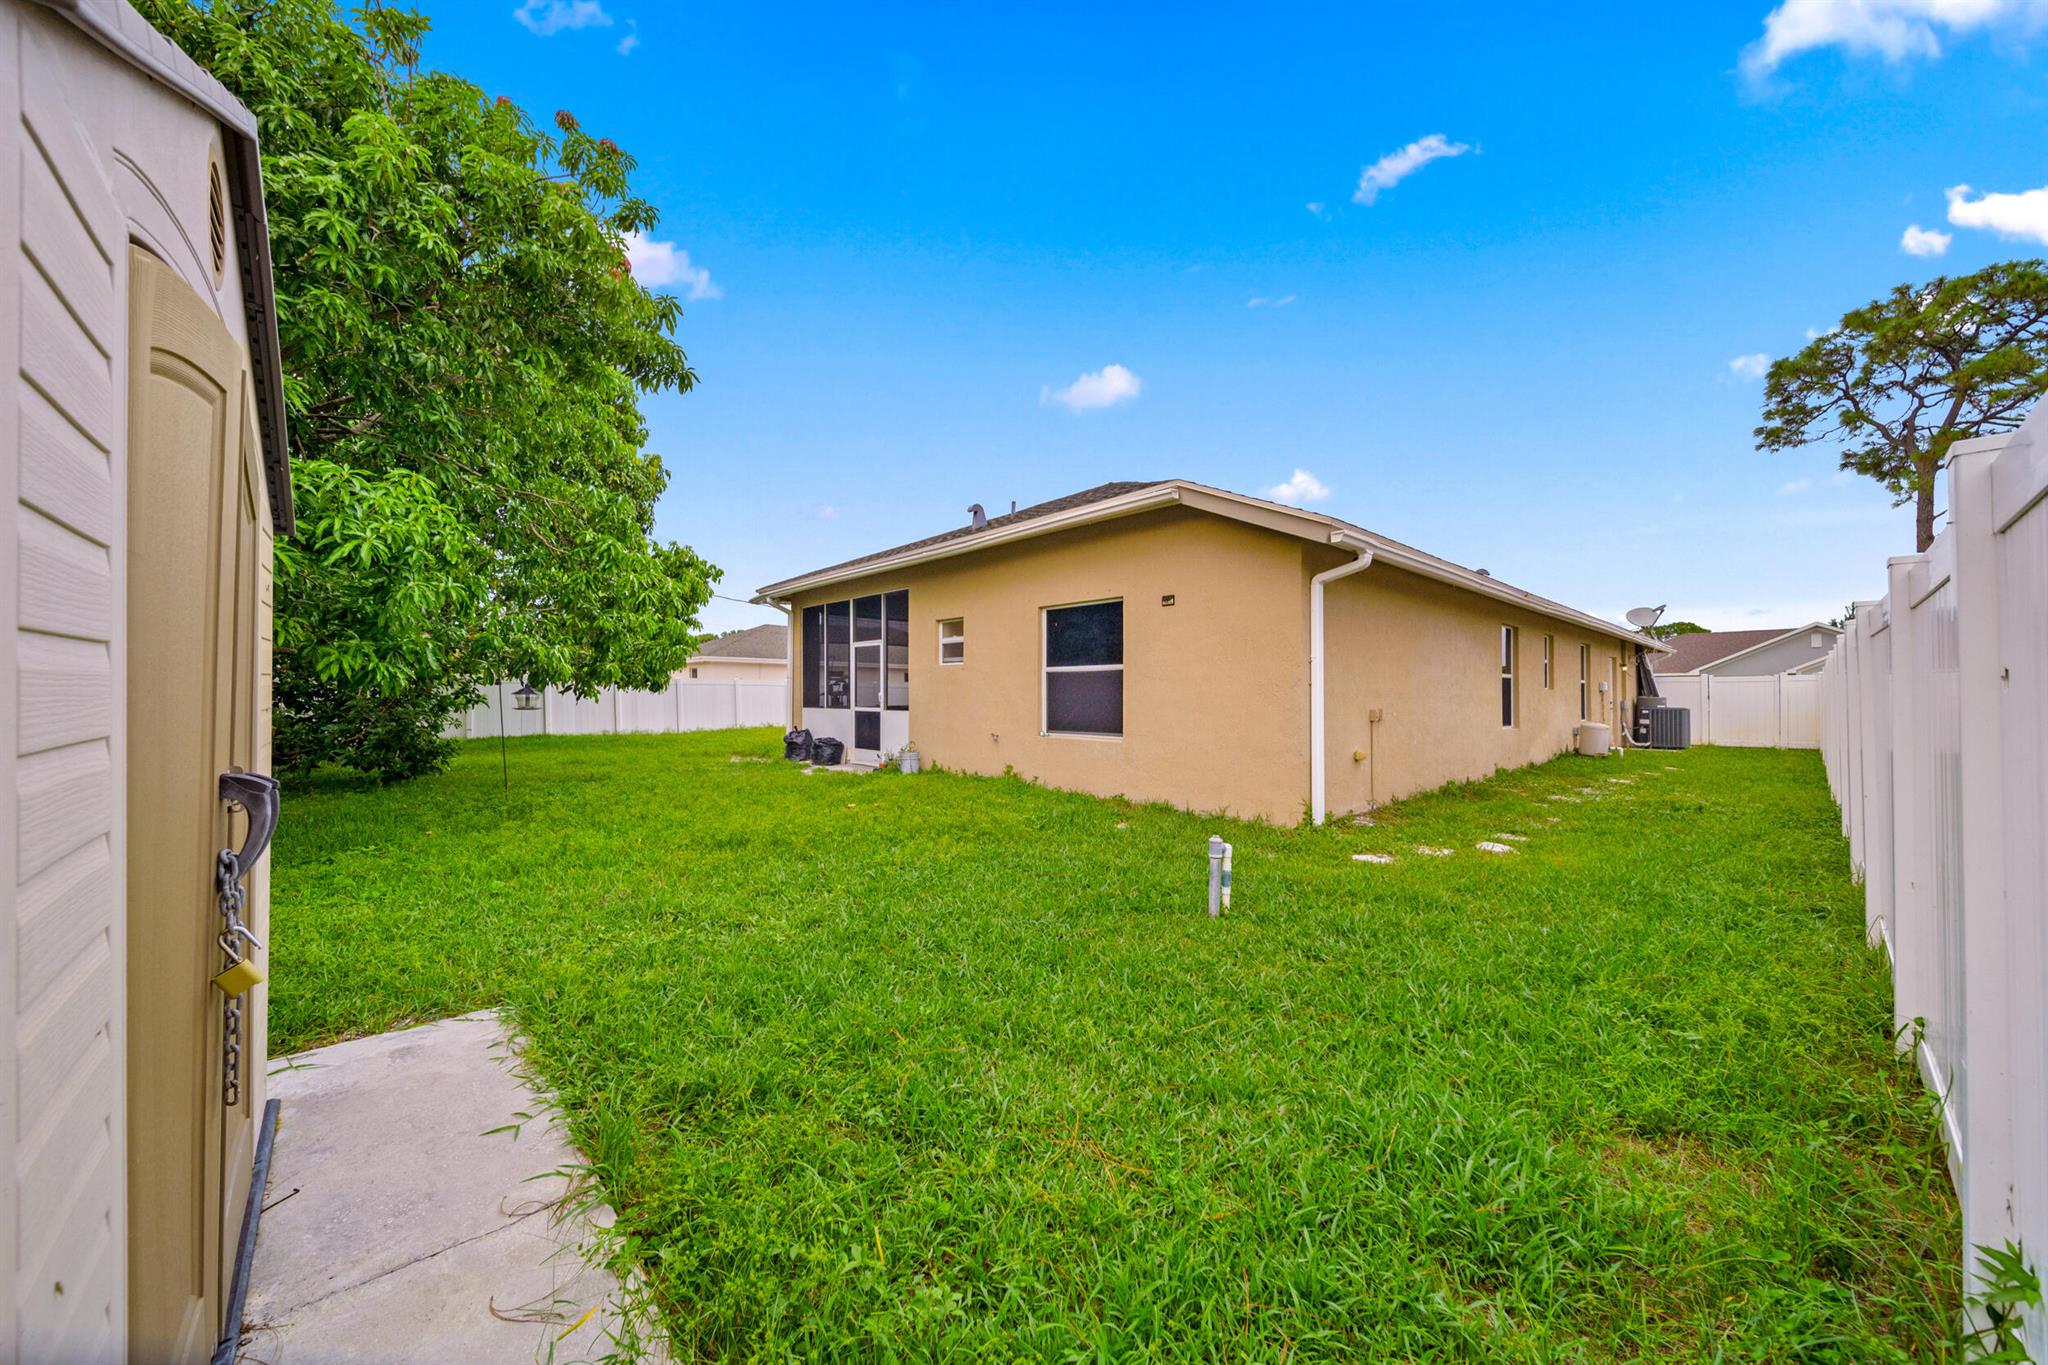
[240,1012,651,1363]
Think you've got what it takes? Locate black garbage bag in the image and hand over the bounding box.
[811,736,845,766]
[783,728,813,762]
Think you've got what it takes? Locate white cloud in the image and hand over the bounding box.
[617,20,639,54]
[1247,294,1297,309]
[1946,182,2048,244]
[1729,352,1771,381]
[815,505,839,521]
[1900,223,1952,255]
[1353,134,1472,206]
[623,232,721,300]
[1264,469,1331,505]
[512,0,612,35]
[1306,201,1330,220]
[1778,477,1813,495]
[1741,0,2038,76]
[1042,364,1142,413]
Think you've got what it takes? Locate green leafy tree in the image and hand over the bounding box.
[1756,260,2048,552]
[141,0,716,777]
[1647,620,1708,641]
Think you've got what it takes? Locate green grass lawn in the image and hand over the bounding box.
[273,732,1957,1361]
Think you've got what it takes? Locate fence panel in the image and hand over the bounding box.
[447,677,790,740]
[1650,672,1818,748]
[1778,674,1821,747]
[1817,418,2047,1350]
[1702,675,1779,746]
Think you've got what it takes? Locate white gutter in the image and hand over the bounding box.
[1310,532,1375,826]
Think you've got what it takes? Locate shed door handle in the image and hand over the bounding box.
[219,771,281,875]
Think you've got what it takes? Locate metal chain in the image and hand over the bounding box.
[215,848,247,1108]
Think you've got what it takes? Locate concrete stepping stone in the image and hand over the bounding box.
[1415,845,1453,857]
[1476,841,1517,854]
[1352,852,1395,864]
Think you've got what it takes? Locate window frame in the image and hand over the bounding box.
[1041,597,1124,739]
[1541,634,1554,689]
[938,617,966,666]
[1578,642,1590,721]
[1500,624,1518,729]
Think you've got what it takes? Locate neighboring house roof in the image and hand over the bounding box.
[34,0,293,533]
[1650,622,1841,674]
[755,479,1666,651]
[692,623,788,663]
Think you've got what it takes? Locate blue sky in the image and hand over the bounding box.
[434,0,2048,634]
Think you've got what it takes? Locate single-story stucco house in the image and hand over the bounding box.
[755,481,1662,824]
[1,1,291,1359]
[683,622,787,684]
[1649,622,1841,678]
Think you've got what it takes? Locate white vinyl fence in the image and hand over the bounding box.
[1818,418,2048,1342]
[1655,672,1820,748]
[446,678,789,740]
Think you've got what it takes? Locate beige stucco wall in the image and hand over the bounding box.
[788,506,1318,823]
[1317,557,1636,815]
[683,657,783,684]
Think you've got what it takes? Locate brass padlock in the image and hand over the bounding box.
[214,958,264,997]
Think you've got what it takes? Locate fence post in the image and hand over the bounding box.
[1951,442,2017,1280]
[1880,569,1919,1018]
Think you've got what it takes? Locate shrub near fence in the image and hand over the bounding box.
[1818,410,2048,1349]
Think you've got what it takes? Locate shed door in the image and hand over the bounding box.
[125,246,265,1362]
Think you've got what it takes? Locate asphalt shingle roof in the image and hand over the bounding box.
[695,623,788,660]
[1649,629,1791,674]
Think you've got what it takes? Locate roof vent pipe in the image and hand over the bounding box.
[969,503,987,529]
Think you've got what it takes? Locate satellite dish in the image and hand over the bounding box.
[1625,604,1666,630]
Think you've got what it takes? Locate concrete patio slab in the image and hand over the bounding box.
[239,1011,653,1363]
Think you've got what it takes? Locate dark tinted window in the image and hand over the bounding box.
[1046,670,1123,736]
[1046,600,1122,668]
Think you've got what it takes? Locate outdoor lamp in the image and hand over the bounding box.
[513,683,541,712]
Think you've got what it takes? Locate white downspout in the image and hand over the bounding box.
[1310,533,1375,826]
[771,599,794,731]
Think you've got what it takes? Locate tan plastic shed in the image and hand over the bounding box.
[0,1,292,1359]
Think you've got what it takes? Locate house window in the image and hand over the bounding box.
[1810,631,1825,648]
[939,618,965,665]
[885,590,909,710]
[689,667,698,679]
[1578,643,1590,720]
[1500,625,1517,728]
[1542,634,1554,689]
[1044,599,1123,736]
